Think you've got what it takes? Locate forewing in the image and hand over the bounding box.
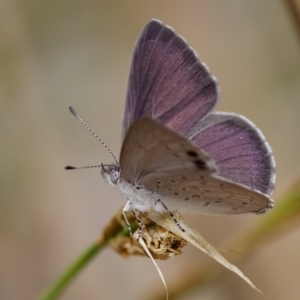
[119,118,217,183]
[141,171,274,215]
[122,19,219,140]
[187,112,276,195]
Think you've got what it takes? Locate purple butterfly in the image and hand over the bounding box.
[68,18,275,229]
[66,19,276,296]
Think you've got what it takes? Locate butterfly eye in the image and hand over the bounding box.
[110,170,120,184]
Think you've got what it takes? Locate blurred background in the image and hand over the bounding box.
[1,1,300,299]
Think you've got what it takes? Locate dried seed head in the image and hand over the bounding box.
[102,208,186,260]
[133,220,187,260]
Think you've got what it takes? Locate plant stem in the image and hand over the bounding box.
[38,239,105,300]
[38,209,136,300]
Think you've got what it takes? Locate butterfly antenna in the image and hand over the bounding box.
[68,107,118,164]
[65,163,110,170]
[65,164,101,170]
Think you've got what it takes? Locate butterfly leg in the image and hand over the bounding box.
[122,201,133,237]
[157,199,185,232]
[122,201,143,240]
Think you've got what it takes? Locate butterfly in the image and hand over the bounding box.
[66,19,276,296]
[68,18,275,225]
[98,19,275,220]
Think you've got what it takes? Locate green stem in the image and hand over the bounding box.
[38,211,136,300]
[38,239,106,300]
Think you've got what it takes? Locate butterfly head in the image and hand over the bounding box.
[101,163,121,187]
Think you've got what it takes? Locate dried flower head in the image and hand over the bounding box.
[102,207,186,260]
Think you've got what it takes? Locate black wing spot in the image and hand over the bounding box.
[242,202,247,205]
[174,192,179,195]
[168,188,172,191]
[194,159,206,170]
[204,201,210,206]
[186,150,198,157]
[185,197,189,201]
[182,188,186,191]
[192,194,200,198]
[170,179,176,183]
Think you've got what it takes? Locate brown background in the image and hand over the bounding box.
[1,1,300,299]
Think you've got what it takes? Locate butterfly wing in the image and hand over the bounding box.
[120,118,217,184]
[122,19,219,140]
[141,171,273,215]
[120,118,273,215]
[119,19,275,216]
[186,112,276,195]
